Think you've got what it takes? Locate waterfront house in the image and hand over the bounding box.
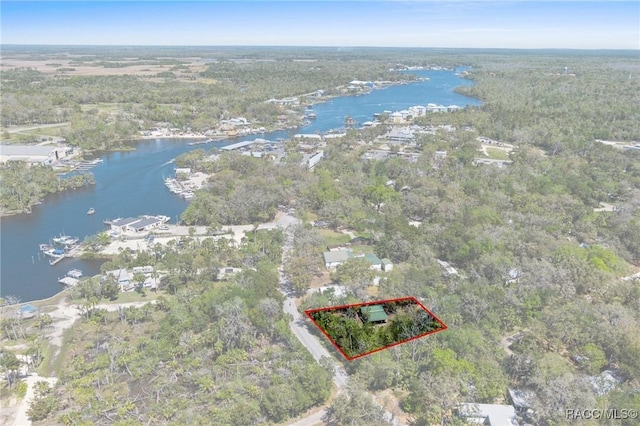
[127,217,163,232]
[105,268,132,291]
[109,216,168,233]
[390,112,404,124]
[109,217,141,233]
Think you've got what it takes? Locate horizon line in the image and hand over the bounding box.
[1,44,638,51]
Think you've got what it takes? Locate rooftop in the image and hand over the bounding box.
[360,304,389,323]
[0,145,56,157]
[323,250,352,264]
[364,253,382,266]
[457,403,518,426]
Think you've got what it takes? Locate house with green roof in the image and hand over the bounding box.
[363,253,382,271]
[360,304,389,324]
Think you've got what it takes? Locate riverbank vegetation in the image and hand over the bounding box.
[2,47,639,425]
[0,162,94,216]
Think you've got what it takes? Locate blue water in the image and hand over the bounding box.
[0,69,479,302]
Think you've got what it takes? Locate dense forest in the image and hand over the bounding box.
[2,48,640,425]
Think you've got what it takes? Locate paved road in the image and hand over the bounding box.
[282,296,348,388]
[278,216,400,426]
[6,122,70,133]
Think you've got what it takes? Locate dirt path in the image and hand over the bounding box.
[2,299,157,425]
[11,375,58,426]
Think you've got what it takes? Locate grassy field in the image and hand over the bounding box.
[319,229,351,246]
[80,102,125,113]
[485,147,511,160]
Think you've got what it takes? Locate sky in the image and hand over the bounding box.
[1,1,638,49]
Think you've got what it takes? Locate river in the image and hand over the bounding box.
[0,68,479,302]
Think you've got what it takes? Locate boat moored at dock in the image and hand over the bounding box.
[52,234,79,246]
[58,269,83,286]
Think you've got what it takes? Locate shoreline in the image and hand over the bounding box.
[2,71,478,304]
[10,212,296,304]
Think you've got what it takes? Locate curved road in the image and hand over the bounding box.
[278,216,400,426]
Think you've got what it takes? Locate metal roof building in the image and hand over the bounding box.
[360,305,388,323]
[0,145,60,165]
[323,250,352,268]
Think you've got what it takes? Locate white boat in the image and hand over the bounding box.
[156,215,171,223]
[52,235,79,246]
[87,208,95,215]
[66,269,83,279]
[43,248,65,258]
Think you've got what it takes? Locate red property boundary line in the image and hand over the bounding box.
[304,296,447,361]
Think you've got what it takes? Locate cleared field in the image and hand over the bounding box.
[1,56,209,80]
[485,146,511,160]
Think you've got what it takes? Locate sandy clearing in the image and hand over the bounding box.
[44,298,157,353]
[5,299,154,426]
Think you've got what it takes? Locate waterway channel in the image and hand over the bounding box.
[0,68,480,302]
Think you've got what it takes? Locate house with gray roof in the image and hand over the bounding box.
[323,250,352,268]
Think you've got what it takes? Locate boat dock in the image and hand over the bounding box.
[46,247,81,265]
[58,269,83,286]
[40,237,82,266]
